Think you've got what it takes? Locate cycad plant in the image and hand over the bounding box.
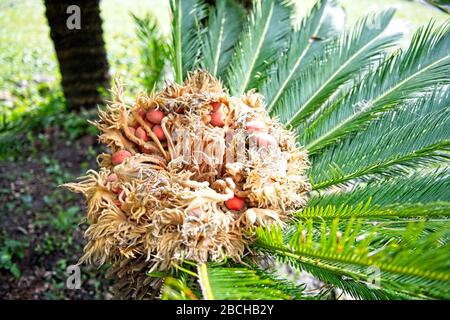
[67,0,450,300]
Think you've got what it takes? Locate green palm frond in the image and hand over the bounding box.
[311,0,345,38]
[256,219,450,299]
[196,263,305,300]
[303,22,450,153]
[274,9,399,126]
[279,258,409,299]
[170,0,206,82]
[308,168,450,209]
[261,0,337,113]
[308,89,450,190]
[298,200,450,219]
[226,0,294,95]
[163,0,450,300]
[132,13,170,90]
[201,0,245,78]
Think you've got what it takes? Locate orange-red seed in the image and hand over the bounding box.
[152,125,166,140]
[225,196,245,211]
[135,126,149,142]
[146,109,164,124]
[245,120,265,133]
[210,112,225,127]
[211,101,221,112]
[111,150,131,165]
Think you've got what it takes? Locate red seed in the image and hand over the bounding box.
[152,125,166,140]
[130,121,140,129]
[210,111,225,127]
[211,101,221,112]
[128,127,136,135]
[111,150,131,165]
[138,108,146,117]
[225,196,245,211]
[107,174,117,182]
[135,126,149,142]
[139,145,153,154]
[146,109,164,124]
[131,109,146,128]
[253,132,277,148]
[245,120,265,133]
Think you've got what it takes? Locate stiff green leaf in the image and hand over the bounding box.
[278,9,399,126]
[262,0,335,113]
[197,263,304,300]
[202,0,245,78]
[309,89,450,190]
[304,22,450,152]
[226,0,293,95]
[170,0,206,82]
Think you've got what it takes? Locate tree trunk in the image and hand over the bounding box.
[44,0,110,110]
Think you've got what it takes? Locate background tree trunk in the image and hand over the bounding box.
[44,0,110,110]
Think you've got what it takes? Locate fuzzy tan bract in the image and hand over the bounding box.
[64,71,310,273]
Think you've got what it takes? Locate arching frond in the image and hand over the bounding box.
[226,0,294,95]
[308,168,450,209]
[196,263,305,300]
[170,0,207,82]
[308,89,450,190]
[261,0,336,113]
[298,200,450,219]
[303,22,450,152]
[275,9,399,126]
[158,0,449,301]
[202,0,245,78]
[255,219,450,299]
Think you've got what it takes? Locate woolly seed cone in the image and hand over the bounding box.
[63,71,310,299]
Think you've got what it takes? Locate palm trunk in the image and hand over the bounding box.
[44,0,110,110]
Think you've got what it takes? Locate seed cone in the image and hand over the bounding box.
[63,70,310,298]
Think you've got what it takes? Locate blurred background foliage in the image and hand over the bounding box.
[0,0,447,299]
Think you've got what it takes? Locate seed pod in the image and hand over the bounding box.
[152,125,166,141]
[128,127,136,136]
[253,132,277,148]
[111,150,131,165]
[63,71,312,290]
[139,145,154,154]
[137,108,146,118]
[210,111,225,127]
[225,196,245,211]
[135,126,149,142]
[146,109,164,124]
[129,108,145,128]
[211,101,221,112]
[107,174,117,182]
[245,120,265,133]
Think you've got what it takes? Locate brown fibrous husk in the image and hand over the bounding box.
[63,70,310,274]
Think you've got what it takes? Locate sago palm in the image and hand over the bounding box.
[65,0,450,300]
